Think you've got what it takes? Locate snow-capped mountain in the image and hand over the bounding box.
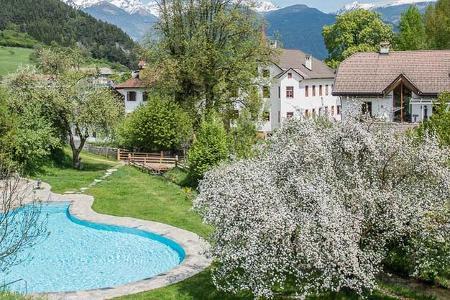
[338,0,436,14]
[244,0,279,12]
[62,0,158,16]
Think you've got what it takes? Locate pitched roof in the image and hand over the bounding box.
[333,50,450,96]
[272,49,336,79]
[114,78,147,89]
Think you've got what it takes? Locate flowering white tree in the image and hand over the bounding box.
[194,117,450,298]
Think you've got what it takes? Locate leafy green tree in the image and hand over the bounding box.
[396,6,427,50]
[0,79,60,173]
[7,66,124,169]
[142,0,274,122]
[323,9,394,68]
[228,109,257,159]
[118,94,193,151]
[424,0,450,49]
[417,92,450,145]
[188,114,229,182]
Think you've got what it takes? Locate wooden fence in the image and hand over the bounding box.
[117,149,183,174]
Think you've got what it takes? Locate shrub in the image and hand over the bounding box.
[194,117,450,298]
[188,114,228,182]
[117,94,192,152]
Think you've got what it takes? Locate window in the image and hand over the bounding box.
[337,105,341,115]
[231,110,239,119]
[362,101,372,117]
[319,85,323,96]
[325,106,329,115]
[278,86,281,98]
[331,105,335,116]
[287,112,294,119]
[143,92,148,102]
[319,107,323,116]
[305,85,309,97]
[305,109,309,117]
[312,85,316,97]
[263,111,270,121]
[127,91,136,101]
[262,69,270,78]
[263,86,270,98]
[312,108,316,116]
[278,111,281,123]
[287,72,292,79]
[325,85,329,96]
[286,86,294,98]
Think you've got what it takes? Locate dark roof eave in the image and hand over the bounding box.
[332,92,384,97]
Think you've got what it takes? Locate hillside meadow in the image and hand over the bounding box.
[0,46,33,76]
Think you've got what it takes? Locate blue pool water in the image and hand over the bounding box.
[1,203,185,293]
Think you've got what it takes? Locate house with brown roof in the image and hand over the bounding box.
[259,48,340,132]
[333,44,450,123]
[115,60,150,114]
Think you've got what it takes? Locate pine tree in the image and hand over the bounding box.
[396,6,427,50]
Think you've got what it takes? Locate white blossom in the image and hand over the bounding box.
[194,117,450,298]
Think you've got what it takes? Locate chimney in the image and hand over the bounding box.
[131,71,140,79]
[380,42,391,54]
[305,54,312,70]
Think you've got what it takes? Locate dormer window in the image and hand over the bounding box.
[287,72,292,79]
[262,69,270,78]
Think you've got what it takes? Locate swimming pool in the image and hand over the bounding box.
[1,202,185,293]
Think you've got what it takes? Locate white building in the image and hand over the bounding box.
[258,49,340,133]
[333,45,450,123]
[115,75,148,114]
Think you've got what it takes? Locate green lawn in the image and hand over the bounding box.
[0,46,33,76]
[90,166,211,239]
[34,149,117,194]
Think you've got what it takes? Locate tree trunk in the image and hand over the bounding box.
[68,129,87,170]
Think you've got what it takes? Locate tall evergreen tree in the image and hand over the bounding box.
[424,0,450,49]
[396,6,427,50]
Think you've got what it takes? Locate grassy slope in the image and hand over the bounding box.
[0,46,33,76]
[34,149,117,194]
[90,166,211,240]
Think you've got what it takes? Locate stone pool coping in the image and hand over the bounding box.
[26,180,211,300]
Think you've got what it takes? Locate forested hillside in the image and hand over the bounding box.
[0,0,138,67]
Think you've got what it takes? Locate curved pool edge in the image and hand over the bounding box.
[28,180,212,300]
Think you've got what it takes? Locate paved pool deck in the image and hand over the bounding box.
[25,179,211,300]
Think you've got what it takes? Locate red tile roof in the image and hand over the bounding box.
[114,78,147,89]
[333,50,450,96]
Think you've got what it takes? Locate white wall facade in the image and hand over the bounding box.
[258,64,340,132]
[340,93,436,123]
[117,88,147,114]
